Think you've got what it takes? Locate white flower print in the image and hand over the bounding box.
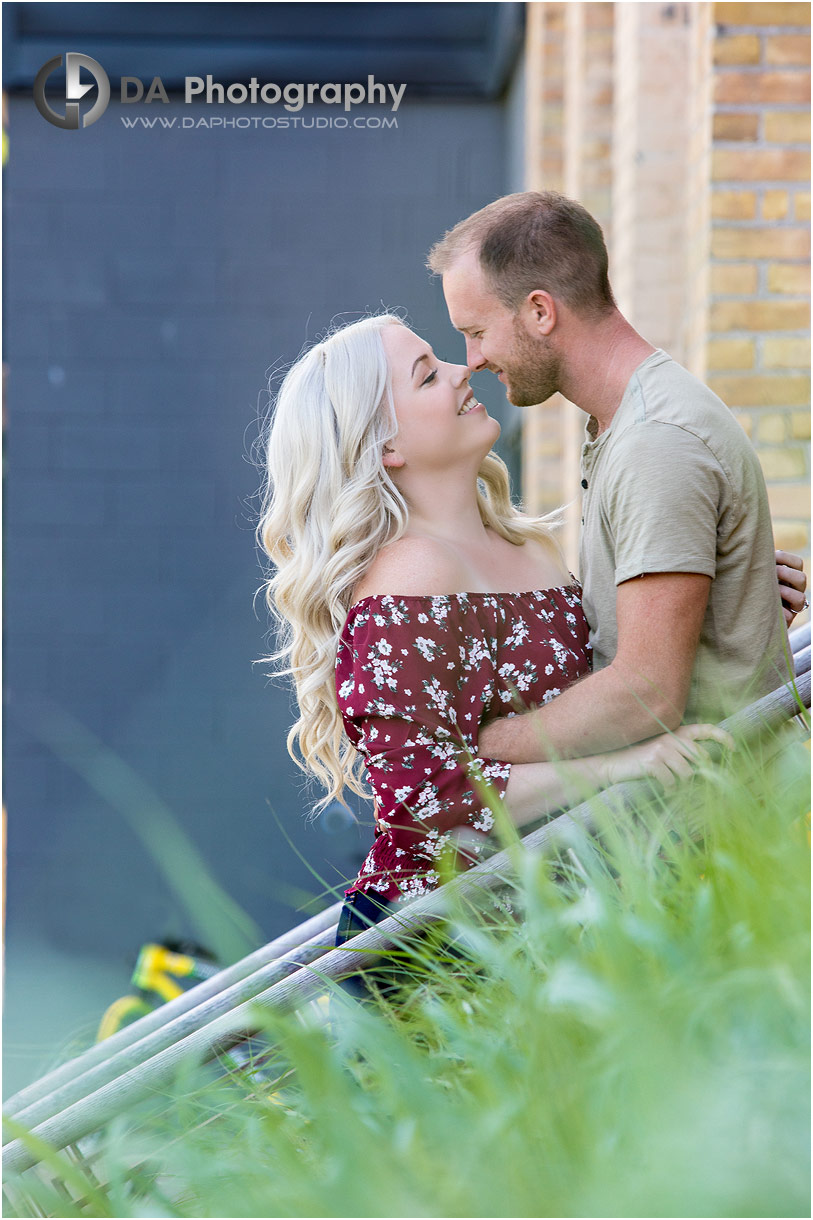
[414,636,443,663]
[471,809,495,833]
[505,617,530,649]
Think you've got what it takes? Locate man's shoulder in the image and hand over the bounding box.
[600,354,769,518]
[615,352,755,463]
[631,352,739,431]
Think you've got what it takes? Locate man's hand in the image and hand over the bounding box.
[775,549,807,627]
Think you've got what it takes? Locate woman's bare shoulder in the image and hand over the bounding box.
[516,534,572,587]
[351,535,470,602]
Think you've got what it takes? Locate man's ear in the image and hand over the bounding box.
[526,290,556,336]
[383,445,405,470]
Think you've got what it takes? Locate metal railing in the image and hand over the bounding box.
[3,627,810,1183]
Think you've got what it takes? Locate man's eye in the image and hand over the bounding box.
[421,369,437,386]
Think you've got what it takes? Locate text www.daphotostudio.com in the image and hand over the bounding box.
[120,114,399,131]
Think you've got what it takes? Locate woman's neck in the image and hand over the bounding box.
[399,473,489,548]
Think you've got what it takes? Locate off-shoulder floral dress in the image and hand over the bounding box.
[335,584,591,904]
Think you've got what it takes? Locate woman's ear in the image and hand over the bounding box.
[382,445,405,470]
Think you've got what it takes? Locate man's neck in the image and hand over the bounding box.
[558,312,657,435]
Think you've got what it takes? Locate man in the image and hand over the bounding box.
[428,191,806,762]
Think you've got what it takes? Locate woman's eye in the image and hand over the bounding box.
[421,369,437,387]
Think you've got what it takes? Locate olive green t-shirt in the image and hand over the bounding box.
[579,349,790,720]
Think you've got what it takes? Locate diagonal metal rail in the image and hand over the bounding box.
[789,622,810,653]
[3,664,809,1179]
[8,629,808,1127]
[790,622,810,676]
[9,633,809,1124]
[2,902,342,1120]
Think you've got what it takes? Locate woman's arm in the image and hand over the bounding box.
[337,597,512,897]
[504,723,734,828]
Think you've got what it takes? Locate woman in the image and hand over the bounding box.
[257,314,734,951]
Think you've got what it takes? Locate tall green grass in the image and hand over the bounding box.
[5,731,810,1218]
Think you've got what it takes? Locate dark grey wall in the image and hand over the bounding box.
[3,90,515,1090]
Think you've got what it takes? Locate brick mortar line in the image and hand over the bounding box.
[711,231,810,237]
[714,26,812,36]
[710,214,811,224]
[712,287,811,296]
[717,67,810,75]
[708,346,811,359]
[713,141,811,150]
[714,62,811,70]
[755,330,811,351]
[710,296,810,302]
[708,317,805,326]
[708,253,805,263]
[712,142,811,150]
[711,180,811,187]
[711,183,810,193]
[708,331,805,341]
[712,103,810,110]
[706,364,811,372]
[712,148,811,154]
[711,263,809,272]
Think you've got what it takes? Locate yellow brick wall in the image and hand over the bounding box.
[706,1,811,556]
[522,0,810,573]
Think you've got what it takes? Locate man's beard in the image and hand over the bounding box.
[502,317,561,408]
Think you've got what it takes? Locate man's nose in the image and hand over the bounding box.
[465,339,486,370]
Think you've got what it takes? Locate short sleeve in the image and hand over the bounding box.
[335,596,511,900]
[603,422,723,586]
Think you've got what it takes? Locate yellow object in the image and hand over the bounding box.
[96,994,152,1042]
[132,944,198,1001]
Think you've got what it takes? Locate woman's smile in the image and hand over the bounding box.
[457,389,484,416]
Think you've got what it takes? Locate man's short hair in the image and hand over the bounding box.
[427,191,616,317]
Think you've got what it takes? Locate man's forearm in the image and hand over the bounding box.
[481,663,681,763]
[482,572,710,764]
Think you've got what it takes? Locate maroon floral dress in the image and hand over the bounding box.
[335,584,591,902]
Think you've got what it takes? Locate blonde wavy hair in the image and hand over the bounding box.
[257,313,560,814]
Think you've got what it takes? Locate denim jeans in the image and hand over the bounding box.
[333,890,400,1001]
